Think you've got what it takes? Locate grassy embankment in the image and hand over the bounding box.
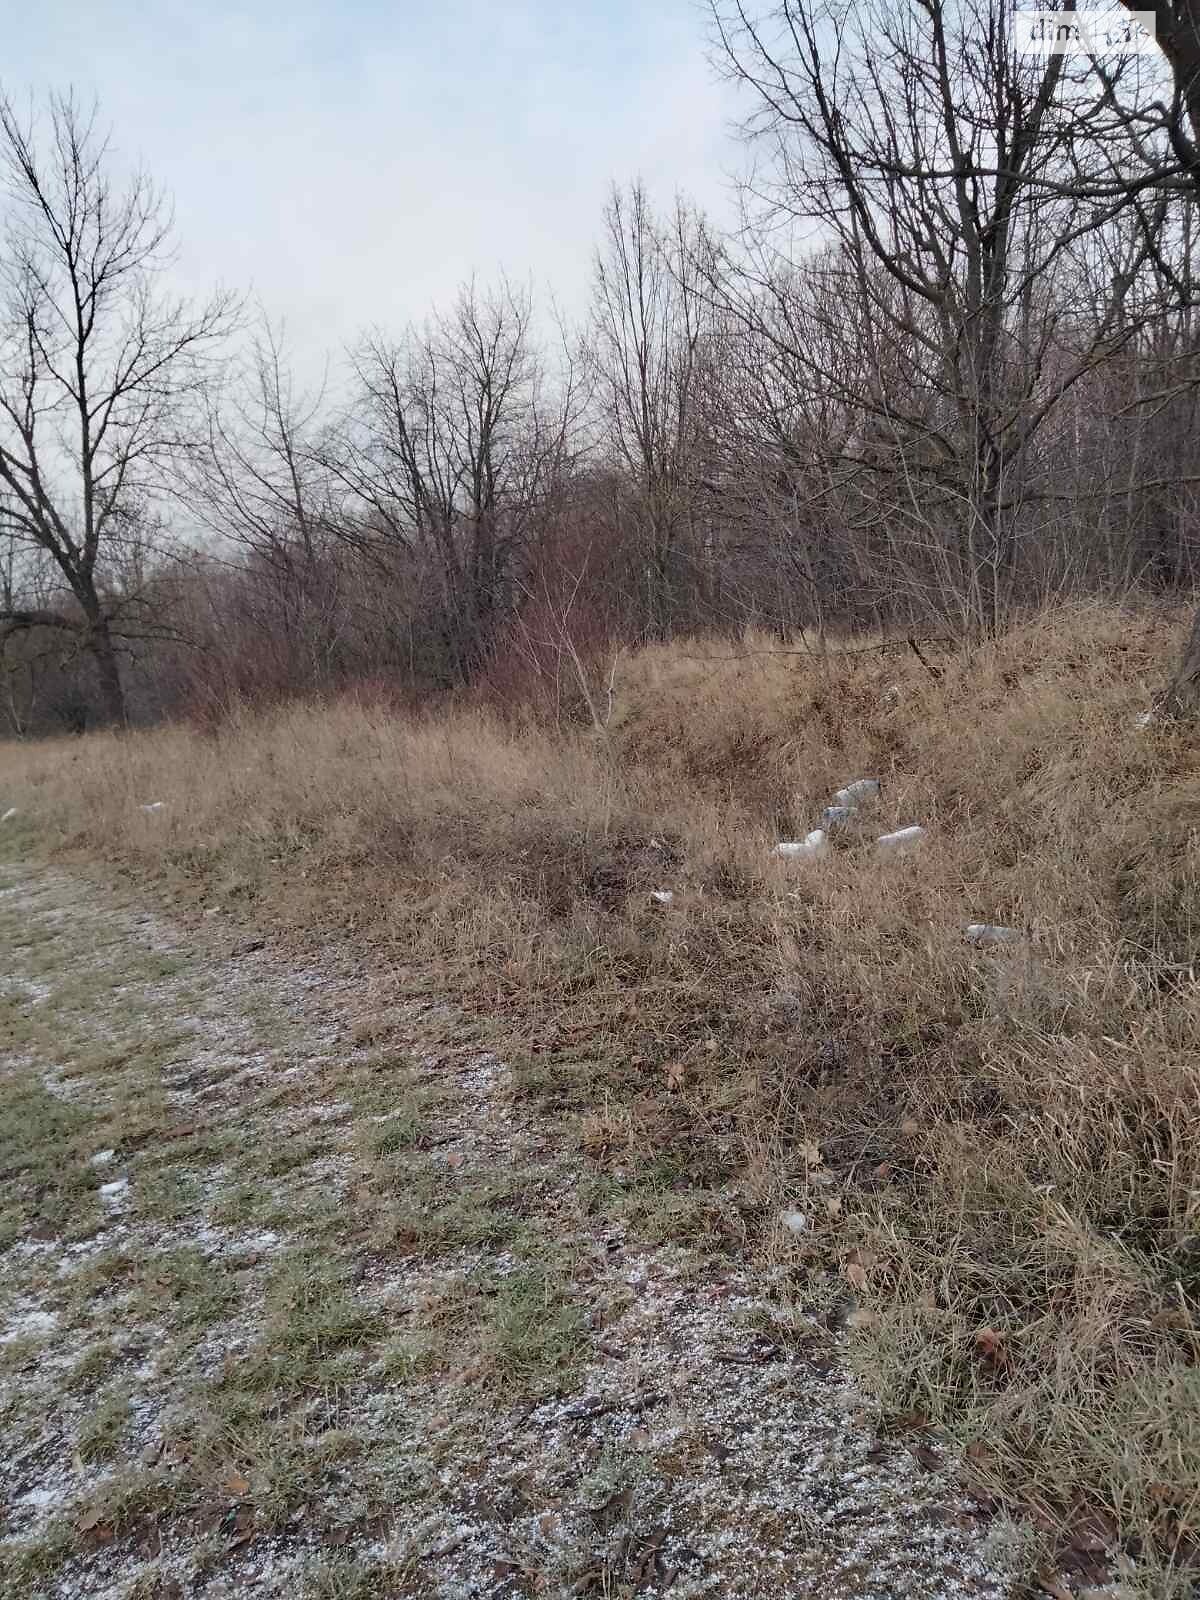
[5,601,1200,1589]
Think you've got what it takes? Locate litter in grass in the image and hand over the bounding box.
[833,778,881,807]
[966,924,1023,947]
[774,830,829,859]
[0,858,1042,1600]
[877,825,926,853]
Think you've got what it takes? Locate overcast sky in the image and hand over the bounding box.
[7,0,742,365]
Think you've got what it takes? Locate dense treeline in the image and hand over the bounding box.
[7,0,1200,734]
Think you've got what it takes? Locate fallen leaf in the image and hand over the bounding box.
[628,1427,653,1450]
[801,1141,823,1166]
[824,1196,843,1219]
[910,1442,942,1472]
[1151,1306,1190,1331]
[973,1326,1010,1370]
[224,1473,250,1497]
[1148,1480,1184,1504]
[845,1261,868,1291]
[844,1246,879,1290]
[1035,1573,1073,1600]
[873,1161,893,1180]
[846,1308,876,1330]
[964,1441,994,1469]
[1068,1512,1118,1553]
[446,1151,464,1170]
[900,1118,921,1137]
[664,1061,686,1091]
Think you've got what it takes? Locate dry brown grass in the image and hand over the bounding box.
[5,599,1200,1589]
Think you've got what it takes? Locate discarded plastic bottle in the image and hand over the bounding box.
[834,778,881,807]
[774,830,829,858]
[876,825,925,852]
[965,923,1022,946]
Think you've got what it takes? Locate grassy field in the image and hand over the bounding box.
[3,600,1200,1595]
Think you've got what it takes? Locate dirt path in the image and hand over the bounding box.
[0,862,1031,1599]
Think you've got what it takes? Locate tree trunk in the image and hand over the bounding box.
[90,620,127,726]
[1163,602,1200,716]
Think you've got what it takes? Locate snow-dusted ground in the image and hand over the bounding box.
[0,863,1037,1598]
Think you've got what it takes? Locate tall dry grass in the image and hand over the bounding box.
[4,600,1200,1589]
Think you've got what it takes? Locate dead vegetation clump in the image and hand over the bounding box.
[4,600,1200,1587]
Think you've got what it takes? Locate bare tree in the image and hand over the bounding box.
[187,320,350,688]
[1107,0,1200,711]
[588,183,709,636]
[331,280,580,683]
[0,91,233,723]
[707,0,1172,634]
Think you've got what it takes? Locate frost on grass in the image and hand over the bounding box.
[0,862,1035,1599]
[374,1253,1028,1600]
[0,1299,59,1344]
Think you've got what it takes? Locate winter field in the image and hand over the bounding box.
[2,604,1199,1598]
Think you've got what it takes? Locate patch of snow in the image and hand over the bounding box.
[0,1301,58,1344]
[14,1485,58,1510]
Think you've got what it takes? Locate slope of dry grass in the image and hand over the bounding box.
[4,600,1200,1592]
